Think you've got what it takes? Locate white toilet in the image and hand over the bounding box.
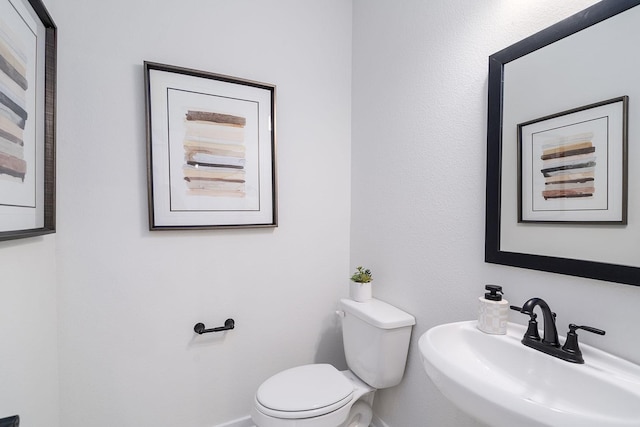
[251,298,416,427]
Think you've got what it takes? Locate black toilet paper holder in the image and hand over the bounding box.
[194,318,235,334]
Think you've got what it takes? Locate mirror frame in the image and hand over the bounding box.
[485,0,640,286]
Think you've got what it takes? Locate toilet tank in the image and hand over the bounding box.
[339,298,415,389]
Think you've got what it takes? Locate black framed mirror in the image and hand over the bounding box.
[485,0,640,286]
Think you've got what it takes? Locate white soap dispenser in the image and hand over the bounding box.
[477,284,508,335]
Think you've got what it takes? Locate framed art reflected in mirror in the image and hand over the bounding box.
[518,96,628,225]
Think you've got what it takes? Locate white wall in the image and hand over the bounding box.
[6,2,640,427]
[54,1,352,426]
[350,1,640,426]
[0,237,58,426]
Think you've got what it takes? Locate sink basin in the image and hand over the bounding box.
[419,321,640,427]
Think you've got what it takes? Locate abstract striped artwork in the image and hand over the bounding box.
[146,62,277,228]
[518,97,627,224]
[0,17,28,182]
[540,133,596,200]
[182,110,247,198]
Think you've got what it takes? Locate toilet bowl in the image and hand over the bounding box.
[252,365,374,427]
[251,298,415,427]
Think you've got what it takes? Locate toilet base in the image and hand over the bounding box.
[341,400,373,427]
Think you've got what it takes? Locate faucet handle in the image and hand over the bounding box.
[569,324,606,336]
[561,324,606,364]
[510,305,541,341]
[511,305,557,320]
[510,305,528,314]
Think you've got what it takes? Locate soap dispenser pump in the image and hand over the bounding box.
[477,284,508,335]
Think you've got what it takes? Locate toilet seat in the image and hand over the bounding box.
[255,364,354,419]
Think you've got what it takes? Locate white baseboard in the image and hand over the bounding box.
[371,413,391,427]
[213,415,254,427]
[214,413,390,427]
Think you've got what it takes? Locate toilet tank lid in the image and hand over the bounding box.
[340,298,415,329]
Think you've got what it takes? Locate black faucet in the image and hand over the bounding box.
[521,297,559,346]
[511,297,605,364]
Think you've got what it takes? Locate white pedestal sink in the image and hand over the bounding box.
[419,321,640,427]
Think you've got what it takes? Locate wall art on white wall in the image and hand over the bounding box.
[0,0,55,241]
[144,62,277,229]
[518,96,628,224]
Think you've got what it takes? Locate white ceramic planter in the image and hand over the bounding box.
[349,281,372,302]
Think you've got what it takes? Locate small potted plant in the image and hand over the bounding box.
[349,266,373,302]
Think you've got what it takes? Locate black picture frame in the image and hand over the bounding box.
[0,0,56,241]
[485,0,640,286]
[517,96,628,224]
[144,62,277,230]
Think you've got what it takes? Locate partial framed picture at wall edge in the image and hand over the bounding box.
[0,0,56,241]
[518,96,628,224]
